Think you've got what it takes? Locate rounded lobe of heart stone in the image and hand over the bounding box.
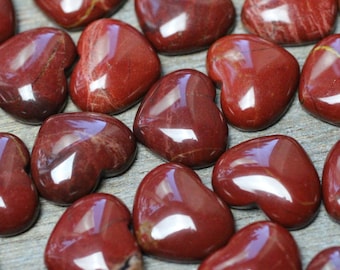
[70,18,161,114]
[241,0,337,45]
[133,69,228,168]
[31,112,136,205]
[0,27,77,124]
[199,221,302,270]
[0,133,40,236]
[34,0,125,29]
[306,246,340,270]
[135,0,235,55]
[212,135,321,229]
[299,34,340,125]
[133,162,234,262]
[206,34,299,131]
[45,193,142,270]
[322,140,340,222]
[0,0,15,44]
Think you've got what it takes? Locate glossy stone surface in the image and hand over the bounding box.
[35,0,125,29]
[241,0,337,45]
[0,133,39,236]
[45,193,142,270]
[212,135,321,229]
[135,0,235,55]
[70,18,161,114]
[199,221,301,270]
[134,69,228,168]
[133,162,234,261]
[206,34,299,131]
[299,34,340,125]
[307,246,340,270]
[0,27,77,124]
[31,112,136,205]
[0,0,15,44]
[322,140,340,222]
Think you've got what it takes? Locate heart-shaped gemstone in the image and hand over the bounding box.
[0,0,15,44]
[133,162,234,261]
[299,34,340,125]
[45,193,142,270]
[135,0,235,54]
[206,34,299,131]
[70,18,161,114]
[133,69,228,168]
[0,133,39,236]
[31,112,136,205]
[322,140,340,222]
[35,0,125,29]
[199,221,302,270]
[0,27,76,124]
[306,246,340,270]
[212,135,321,229]
[241,0,337,44]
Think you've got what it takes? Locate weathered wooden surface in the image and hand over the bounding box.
[1,1,340,269]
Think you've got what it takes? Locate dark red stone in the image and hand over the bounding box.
[35,0,125,29]
[133,162,234,261]
[70,18,161,114]
[0,27,76,124]
[135,0,235,54]
[0,0,15,44]
[45,193,142,270]
[212,135,321,229]
[307,246,340,270]
[199,221,302,270]
[322,140,340,222]
[299,34,340,125]
[206,34,299,131]
[133,69,228,168]
[241,0,337,45]
[0,133,39,236]
[31,112,136,205]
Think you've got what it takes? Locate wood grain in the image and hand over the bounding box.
[1,0,340,269]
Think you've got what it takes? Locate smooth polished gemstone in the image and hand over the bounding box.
[0,133,39,236]
[299,34,340,125]
[135,0,235,55]
[133,69,228,168]
[307,246,340,270]
[31,112,136,205]
[35,0,125,29]
[199,221,302,270]
[133,162,234,261]
[212,135,321,229]
[206,34,299,131]
[45,193,142,270]
[0,0,15,44]
[70,18,161,114]
[241,0,337,44]
[0,27,76,124]
[322,140,340,222]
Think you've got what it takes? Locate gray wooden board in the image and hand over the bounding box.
[1,0,340,269]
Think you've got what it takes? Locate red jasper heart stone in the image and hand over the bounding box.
[212,135,321,229]
[0,133,39,236]
[306,246,340,270]
[70,18,161,114]
[206,34,299,131]
[199,221,302,270]
[135,0,236,54]
[0,0,15,44]
[31,112,136,205]
[133,162,234,261]
[45,193,142,270]
[133,69,228,168]
[241,0,337,44]
[0,27,76,124]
